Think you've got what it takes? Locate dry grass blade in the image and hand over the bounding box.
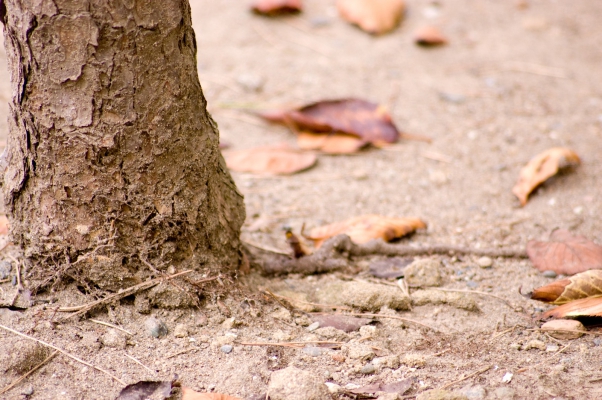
[0,324,125,385]
[0,350,58,395]
[239,341,343,348]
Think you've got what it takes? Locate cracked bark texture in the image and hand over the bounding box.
[2,0,245,290]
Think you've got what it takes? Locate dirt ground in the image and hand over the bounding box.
[1,0,602,399]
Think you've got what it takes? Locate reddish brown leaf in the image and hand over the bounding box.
[0,215,8,235]
[541,296,602,319]
[297,132,367,154]
[337,0,406,35]
[527,229,602,275]
[414,26,448,46]
[512,147,580,206]
[530,270,602,304]
[258,99,401,145]
[307,215,427,248]
[224,144,316,175]
[251,0,302,16]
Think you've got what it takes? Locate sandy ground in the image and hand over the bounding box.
[1,0,602,399]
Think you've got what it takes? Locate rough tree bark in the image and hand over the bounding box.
[1,0,245,291]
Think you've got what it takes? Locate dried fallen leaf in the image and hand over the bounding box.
[0,215,8,235]
[297,132,367,154]
[414,25,448,46]
[258,99,401,145]
[512,147,580,206]
[527,229,602,275]
[337,0,406,35]
[224,144,317,175]
[307,215,427,248]
[251,0,302,15]
[541,296,602,319]
[540,319,586,340]
[530,270,602,304]
[116,380,173,400]
[311,315,372,332]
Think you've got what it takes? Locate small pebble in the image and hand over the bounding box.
[542,270,557,278]
[302,346,323,357]
[307,322,320,331]
[0,261,12,279]
[360,363,376,374]
[145,317,168,338]
[220,345,233,354]
[174,323,189,338]
[546,344,559,352]
[477,256,493,268]
[21,385,34,396]
[502,372,513,383]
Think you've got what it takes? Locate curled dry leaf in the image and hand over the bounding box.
[337,0,406,35]
[307,215,427,248]
[527,229,602,275]
[530,270,602,305]
[541,296,602,320]
[297,132,367,154]
[224,145,317,175]
[414,26,448,46]
[251,0,302,16]
[258,98,400,145]
[512,147,580,206]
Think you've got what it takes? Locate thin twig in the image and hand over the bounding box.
[0,350,58,395]
[490,325,520,341]
[439,364,492,390]
[0,278,9,284]
[124,354,155,374]
[90,319,133,336]
[313,312,439,332]
[0,323,125,385]
[431,288,514,309]
[58,270,193,320]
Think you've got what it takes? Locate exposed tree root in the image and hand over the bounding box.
[250,234,528,275]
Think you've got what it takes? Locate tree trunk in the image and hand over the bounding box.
[1,0,245,291]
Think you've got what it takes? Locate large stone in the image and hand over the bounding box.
[541,319,585,340]
[316,280,411,312]
[404,259,444,287]
[268,366,331,400]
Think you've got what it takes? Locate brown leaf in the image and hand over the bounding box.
[414,26,448,46]
[297,132,367,154]
[530,270,602,304]
[224,144,317,175]
[337,0,406,35]
[311,315,372,332]
[0,215,8,235]
[527,229,602,275]
[541,296,602,319]
[251,0,302,16]
[258,99,401,145]
[307,215,427,248]
[182,388,242,400]
[512,147,580,206]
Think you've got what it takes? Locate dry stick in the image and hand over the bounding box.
[90,319,133,336]
[124,354,155,374]
[0,278,9,284]
[0,323,125,385]
[0,350,59,395]
[439,364,493,390]
[58,270,193,320]
[490,325,520,341]
[431,288,514,309]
